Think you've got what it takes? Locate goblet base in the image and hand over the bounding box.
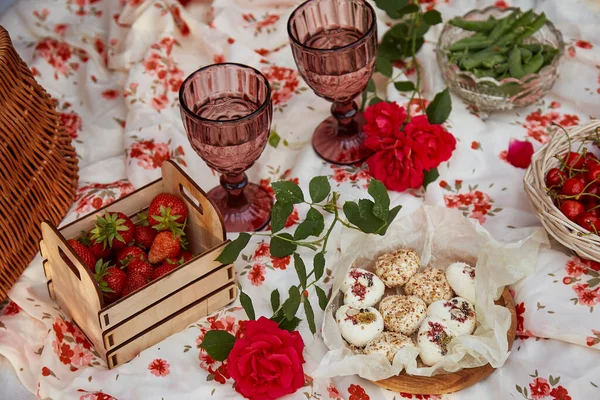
[208,183,273,233]
[312,112,373,165]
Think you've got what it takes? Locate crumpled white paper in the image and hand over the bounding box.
[314,206,549,381]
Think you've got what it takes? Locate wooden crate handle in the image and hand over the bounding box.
[161,161,226,242]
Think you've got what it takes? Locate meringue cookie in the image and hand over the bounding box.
[342,268,386,307]
[336,305,384,347]
[374,249,420,288]
[379,295,427,335]
[446,262,476,304]
[404,267,454,305]
[427,297,476,335]
[364,332,415,363]
[417,317,457,366]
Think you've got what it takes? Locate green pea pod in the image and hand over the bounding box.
[449,34,494,51]
[449,16,497,32]
[508,46,525,78]
[522,52,545,75]
[473,68,497,78]
[520,43,543,54]
[493,26,526,47]
[520,47,533,63]
[462,45,510,69]
[494,63,509,73]
[482,54,506,68]
[542,48,559,65]
[513,10,536,29]
[516,13,547,42]
[488,10,521,41]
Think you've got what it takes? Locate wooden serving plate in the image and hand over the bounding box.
[372,288,517,395]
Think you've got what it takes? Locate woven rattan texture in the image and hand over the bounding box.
[0,26,78,299]
[524,119,600,262]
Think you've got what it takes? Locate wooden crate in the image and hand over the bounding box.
[39,161,237,368]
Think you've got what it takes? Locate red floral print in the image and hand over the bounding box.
[51,317,95,367]
[573,283,600,307]
[213,54,225,63]
[471,141,481,150]
[522,110,580,143]
[243,13,280,35]
[400,394,442,399]
[585,329,600,347]
[329,164,371,188]
[142,37,184,111]
[75,180,134,215]
[54,24,68,35]
[261,66,304,110]
[71,345,92,367]
[254,242,270,259]
[77,390,117,400]
[272,255,291,270]
[252,242,291,270]
[418,0,450,11]
[444,189,500,223]
[151,94,169,111]
[248,264,266,286]
[60,111,83,139]
[2,301,20,316]
[95,38,108,66]
[67,0,103,18]
[529,377,551,399]
[33,8,50,20]
[348,384,370,400]
[148,358,171,377]
[101,89,120,100]
[129,138,187,170]
[575,40,593,49]
[155,3,190,36]
[494,0,509,8]
[327,382,342,399]
[565,258,589,277]
[550,386,572,400]
[550,101,561,109]
[34,38,88,80]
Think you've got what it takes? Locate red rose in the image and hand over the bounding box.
[403,115,456,170]
[228,317,305,400]
[363,101,407,140]
[366,137,426,192]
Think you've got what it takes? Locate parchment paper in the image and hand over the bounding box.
[314,206,549,381]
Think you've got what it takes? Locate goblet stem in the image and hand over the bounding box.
[331,101,359,138]
[220,173,248,209]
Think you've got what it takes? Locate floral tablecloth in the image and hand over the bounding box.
[1,0,600,399]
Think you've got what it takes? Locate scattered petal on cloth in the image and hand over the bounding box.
[0,0,600,399]
[506,138,534,169]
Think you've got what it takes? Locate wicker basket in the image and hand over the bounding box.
[524,119,600,261]
[0,26,78,299]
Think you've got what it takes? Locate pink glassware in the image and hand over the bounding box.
[287,0,378,165]
[179,63,273,232]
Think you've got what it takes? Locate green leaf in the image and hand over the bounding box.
[367,79,376,92]
[199,330,236,361]
[379,24,424,60]
[397,3,419,16]
[271,201,294,233]
[303,297,316,334]
[270,289,280,312]
[274,315,302,331]
[426,89,452,124]
[588,278,600,288]
[375,56,393,78]
[368,97,384,106]
[293,253,307,288]
[423,10,442,25]
[283,286,301,321]
[268,129,281,148]
[315,286,328,310]
[394,81,415,92]
[239,290,255,320]
[270,233,297,257]
[414,21,431,37]
[423,168,440,189]
[294,219,318,240]
[343,200,386,234]
[314,252,325,281]
[309,176,331,203]
[379,205,402,236]
[306,208,325,236]
[374,0,408,18]
[272,181,304,204]
[215,233,251,264]
[368,179,390,221]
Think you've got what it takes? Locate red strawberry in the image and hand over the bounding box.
[148,231,181,264]
[127,258,153,281]
[67,239,97,270]
[121,273,148,297]
[90,238,112,259]
[134,225,157,249]
[148,193,188,231]
[94,260,127,302]
[115,245,146,267]
[180,250,194,263]
[90,212,135,250]
[162,251,194,267]
[151,262,179,280]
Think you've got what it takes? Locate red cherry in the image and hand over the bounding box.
[585,152,598,161]
[575,173,589,186]
[562,152,585,169]
[560,200,585,221]
[588,165,600,183]
[545,168,567,187]
[585,203,600,217]
[577,212,600,232]
[581,185,600,202]
[562,178,585,196]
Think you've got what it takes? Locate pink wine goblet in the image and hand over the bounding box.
[287,0,378,165]
[179,63,273,232]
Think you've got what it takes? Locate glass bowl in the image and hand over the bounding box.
[436,6,564,114]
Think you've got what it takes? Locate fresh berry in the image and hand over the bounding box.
[562,178,585,196]
[562,152,585,169]
[588,165,600,183]
[148,193,188,231]
[67,239,97,269]
[115,245,146,267]
[134,225,157,249]
[577,212,600,232]
[127,258,154,281]
[90,212,135,250]
[160,250,194,269]
[545,168,567,187]
[94,260,127,301]
[180,250,194,263]
[581,185,600,202]
[89,238,112,259]
[148,231,181,264]
[121,273,148,297]
[151,263,179,280]
[586,203,600,217]
[560,200,585,221]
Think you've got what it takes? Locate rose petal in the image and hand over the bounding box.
[507,138,534,169]
[252,333,282,348]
